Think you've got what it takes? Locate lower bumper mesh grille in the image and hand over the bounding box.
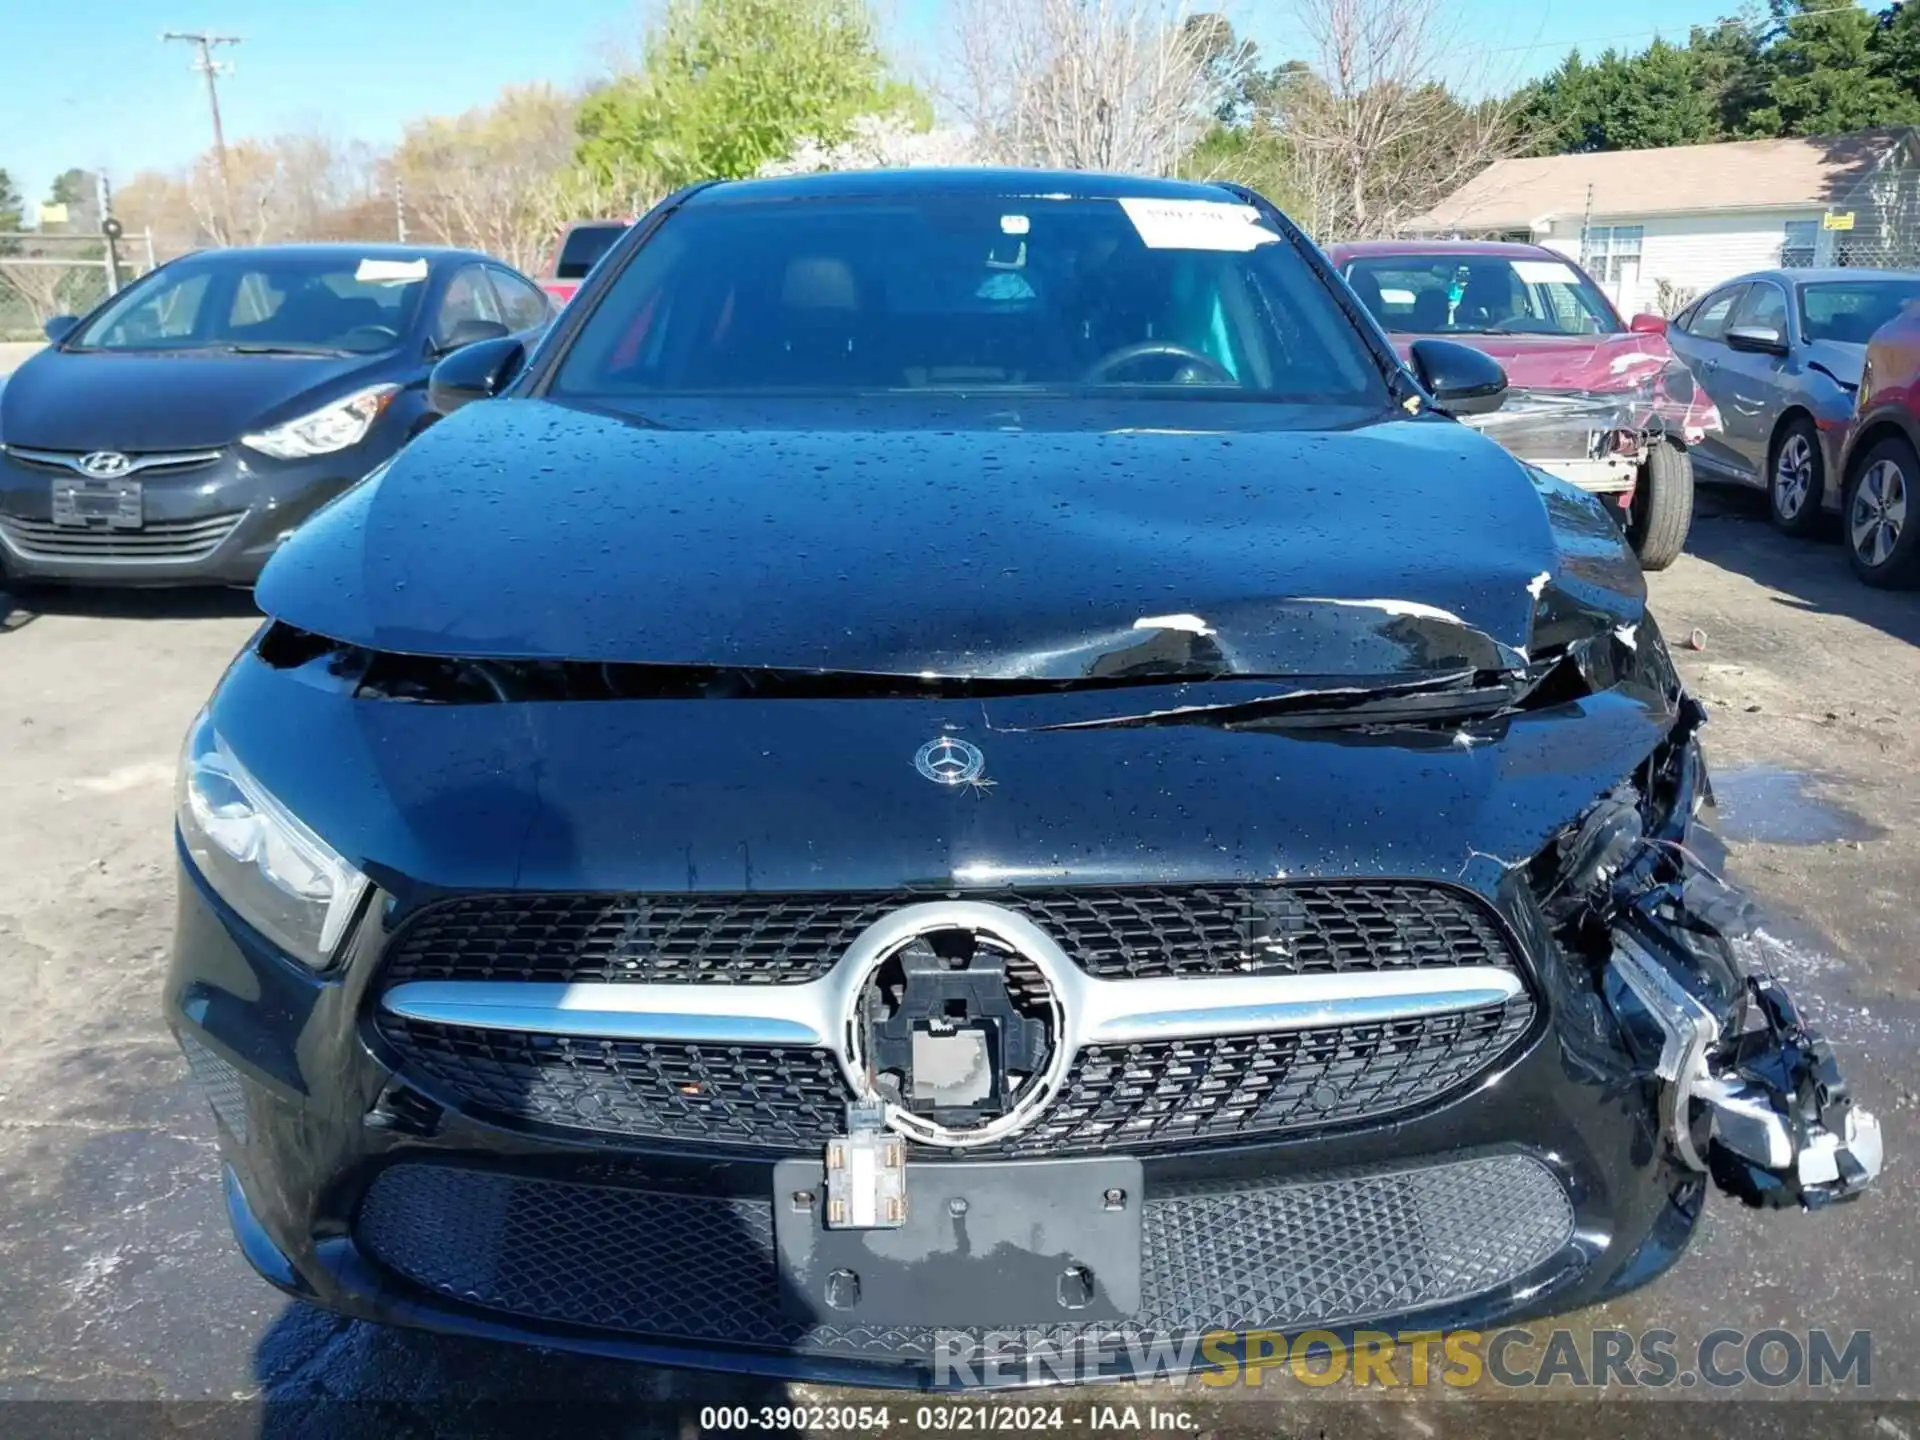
[178,1032,249,1141]
[354,1154,1575,1368]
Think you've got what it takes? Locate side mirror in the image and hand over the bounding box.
[434,317,511,356]
[1629,312,1668,336]
[428,334,526,415]
[1408,338,1508,416]
[1726,324,1788,356]
[43,315,79,344]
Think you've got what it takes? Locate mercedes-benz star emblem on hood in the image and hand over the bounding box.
[915,736,986,786]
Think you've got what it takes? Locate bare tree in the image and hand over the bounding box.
[1280,0,1520,239]
[393,85,645,273]
[758,113,982,175]
[948,0,1225,176]
[0,258,67,326]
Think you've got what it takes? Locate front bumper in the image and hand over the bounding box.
[170,854,1727,1389]
[0,443,373,586]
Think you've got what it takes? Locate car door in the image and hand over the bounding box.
[1667,283,1751,480]
[1717,279,1795,474]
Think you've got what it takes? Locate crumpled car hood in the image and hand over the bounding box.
[257,398,1645,680]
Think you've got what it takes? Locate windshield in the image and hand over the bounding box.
[549,194,1386,404]
[1799,280,1920,345]
[70,254,431,354]
[555,223,629,281]
[1344,254,1622,337]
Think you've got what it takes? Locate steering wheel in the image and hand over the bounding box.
[339,323,400,349]
[1084,341,1237,385]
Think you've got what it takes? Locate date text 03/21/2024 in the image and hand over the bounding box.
[695,1406,1193,1432]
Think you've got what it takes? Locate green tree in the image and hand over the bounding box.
[1687,18,1776,138]
[1871,0,1920,97]
[0,169,21,259]
[41,167,102,234]
[1747,0,1919,134]
[1516,41,1715,152]
[575,0,918,191]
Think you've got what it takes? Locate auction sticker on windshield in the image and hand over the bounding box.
[1119,198,1279,251]
[354,258,429,285]
[1513,259,1581,285]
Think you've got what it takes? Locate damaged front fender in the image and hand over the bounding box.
[1544,697,1883,1209]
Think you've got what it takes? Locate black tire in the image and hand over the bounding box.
[1628,441,1694,571]
[1842,434,1920,589]
[1767,415,1826,537]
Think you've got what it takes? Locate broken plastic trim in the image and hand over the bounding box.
[1535,693,1881,1209]
[1609,930,1881,1209]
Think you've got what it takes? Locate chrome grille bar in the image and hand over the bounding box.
[4,445,223,476]
[382,964,1526,1048]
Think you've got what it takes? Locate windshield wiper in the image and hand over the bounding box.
[223,343,355,357]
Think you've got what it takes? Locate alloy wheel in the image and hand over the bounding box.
[1851,458,1909,569]
[1774,433,1814,520]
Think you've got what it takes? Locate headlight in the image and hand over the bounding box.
[241,383,399,460]
[176,711,369,968]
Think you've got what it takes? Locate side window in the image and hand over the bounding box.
[434,265,501,346]
[1732,282,1789,336]
[489,268,552,332]
[1683,285,1747,342]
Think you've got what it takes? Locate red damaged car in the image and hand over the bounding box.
[1327,239,1718,570]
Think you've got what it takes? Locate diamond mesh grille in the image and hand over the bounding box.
[354,1153,1575,1367]
[372,999,1534,1155]
[177,1032,250,1142]
[380,883,1518,987]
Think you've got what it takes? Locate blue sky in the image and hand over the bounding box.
[2,0,1756,211]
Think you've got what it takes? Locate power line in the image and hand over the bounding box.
[161,30,242,243]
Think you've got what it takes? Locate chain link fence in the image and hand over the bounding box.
[0,232,154,341]
[1782,166,1920,273]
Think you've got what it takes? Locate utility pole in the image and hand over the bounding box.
[394,174,408,243]
[162,30,241,244]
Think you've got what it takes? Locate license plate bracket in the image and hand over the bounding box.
[51,476,142,529]
[772,1155,1143,1327]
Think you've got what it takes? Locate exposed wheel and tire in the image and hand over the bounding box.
[1627,441,1694,571]
[1843,434,1920,589]
[1768,416,1825,538]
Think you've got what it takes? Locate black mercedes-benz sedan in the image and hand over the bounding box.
[165,170,1880,1389]
[0,244,550,587]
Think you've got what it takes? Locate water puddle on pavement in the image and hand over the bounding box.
[1710,765,1881,846]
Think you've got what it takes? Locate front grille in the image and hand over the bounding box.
[374,1017,848,1149]
[1008,1002,1534,1153]
[373,998,1534,1155]
[380,883,1518,987]
[4,446,222,477]
[0,511,243,561]
[354,1153,1575,1369]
